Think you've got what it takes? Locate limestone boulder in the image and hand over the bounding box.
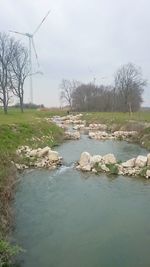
[100,164,109,172]
[126,168,136,176]
[65,131,80,140]
[146,169,150,179]
[102,154,117,165]
[82,164,92,171]
[135,155,147,168]
[89,132,96,139]
[37,146,51,157]
[89,123,107,131]
[15,163,28,170]
[48,151,59,161]
[79,152,92,171]
[147,154,150,166]
[121,158,135,168]
[29,149,38,157]
[91,155,102,166]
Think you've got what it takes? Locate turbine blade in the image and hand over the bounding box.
[31,38,40,68]
[33,10,51,35]
[9,30,26,36]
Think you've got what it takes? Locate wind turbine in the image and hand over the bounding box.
[10,10,50,103]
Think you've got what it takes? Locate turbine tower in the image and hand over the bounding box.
[10,10,50,103]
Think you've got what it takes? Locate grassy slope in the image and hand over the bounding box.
[83,111,150,125]
[0,108,66,125]
[0,109,65,243]
[83,112,150,150]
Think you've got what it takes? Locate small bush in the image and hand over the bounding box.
[139,166,150,177]
[106,164,119,175]
[0,240,23,266]
[93,162,103,173]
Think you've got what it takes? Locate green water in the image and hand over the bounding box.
[14,136,150,267]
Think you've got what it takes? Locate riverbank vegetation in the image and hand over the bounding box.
[82,111,150,150]
[0,109,64,266]
[82,111,150,128]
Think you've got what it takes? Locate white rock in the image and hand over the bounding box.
[89,131,109,140]
[102,154,117,164]
[127,168,136,176]
[135,155,147,168]
[100,164,109,172]
[65,131,80,140]
[73,124,85,130]
[89,132,96,139]
[48,151,59,161]
[29,149,38,157]
[15,163,28,170]
[82,164,92,171]
[89,123,107,131]
[146,169,150,179]
[91,155,102,166]
[147,154,150,166]
[79,152,91,169]
[92,168,98,173]
[122,158,135,168]
[76,165,81,170]
[37,146,51,157]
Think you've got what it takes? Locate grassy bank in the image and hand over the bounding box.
[0,109,65,265]
[83,111,150,125]
[82,112,150,149]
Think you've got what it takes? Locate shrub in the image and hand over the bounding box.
[139,166,150,177]
[106,164,119,175]
[0,240,23,266]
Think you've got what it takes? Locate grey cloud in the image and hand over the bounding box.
[0,0,150,106]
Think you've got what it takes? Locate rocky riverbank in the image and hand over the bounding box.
[51,114,141,142]
[15,146,62,170]
[88,130,138,140]
[76,152,150,179]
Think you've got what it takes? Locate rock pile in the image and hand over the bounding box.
[89,123,107,131]
[15,146,62,170]
[89,131,138,140]
[58,114,85,125]
[64,131,80,140]
[76,152,150,179]
[73,124,85,130]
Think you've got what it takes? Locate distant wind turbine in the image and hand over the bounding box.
[10,10,50,103]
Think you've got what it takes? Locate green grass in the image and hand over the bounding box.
[0,239,23,266]
[82,111,150,125]
[0,108,67,125]
[138,127,150,150]
[0,120,64,192]
[0,108,65,264]
[139,166,150,177]
[106,163,119,175]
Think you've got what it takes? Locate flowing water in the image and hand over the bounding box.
[14,135,150,267]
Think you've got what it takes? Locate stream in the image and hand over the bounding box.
[13,134,150,267]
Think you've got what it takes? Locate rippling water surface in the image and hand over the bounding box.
[14,136,150,267]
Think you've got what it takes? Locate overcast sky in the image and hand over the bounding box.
[1,0,150,107]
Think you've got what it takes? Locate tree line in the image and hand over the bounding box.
[60,63,147,113]
[0,32,29,113]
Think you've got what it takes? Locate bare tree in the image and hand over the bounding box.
[115,63,146,114]
[10,44,29,112]
[72,83,114,111]
[0,33,17,114]
[60,79,80,110]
